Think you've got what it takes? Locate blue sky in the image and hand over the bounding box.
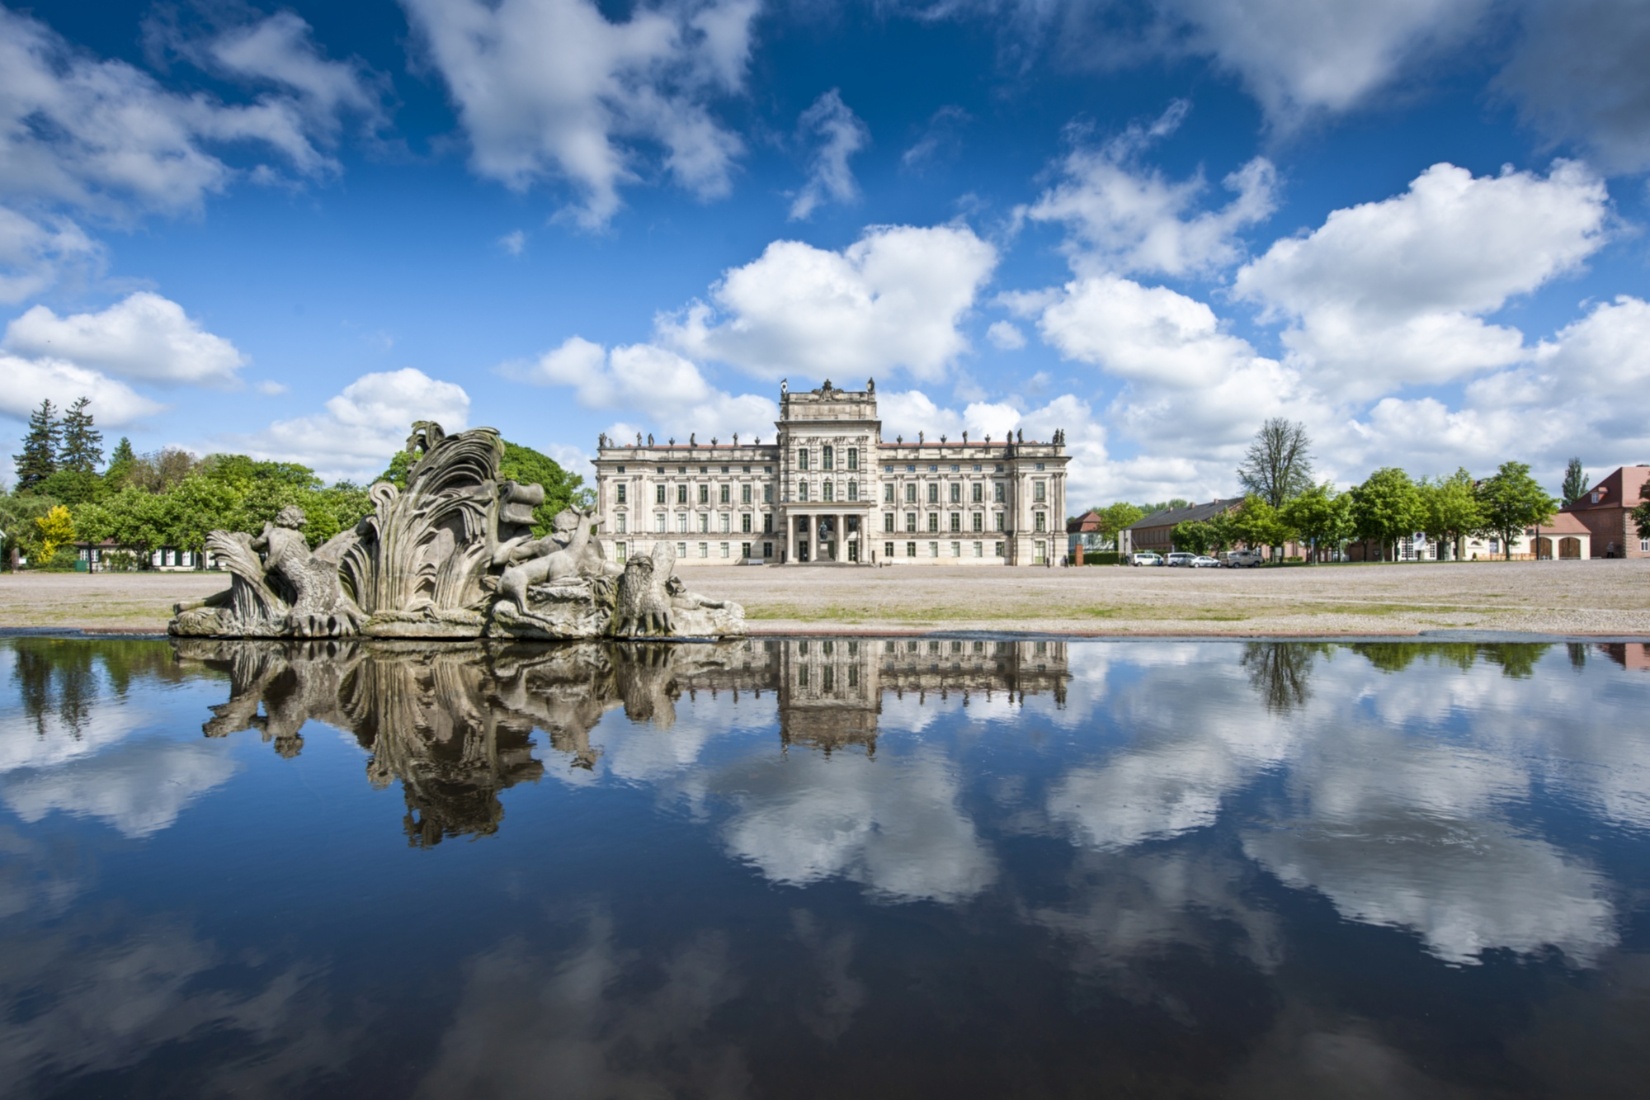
[2,0,1647,506]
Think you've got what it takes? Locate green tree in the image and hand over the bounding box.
[1228,495,1293,556]
[79,487,170,568]
[0,491,55,569]
[1350,467,1423,562]
[163,474,245,563]
[1634,480,1650,542]
[1474,461,1559,561]
[1561,457,1588,505]
[59,396,103,473]
[1097,502,1146,548]
[1281,482,1353,562]
[34,504,76,561]
[1237,418,1314,508]
[1171,520,1214,555]
[1419,468,1483,561]
[13,398,60,492]
[34,467,103,506]
[105,437,136,487]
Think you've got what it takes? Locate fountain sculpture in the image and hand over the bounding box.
[169,422,744,640]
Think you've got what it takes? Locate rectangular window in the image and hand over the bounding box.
[1642,538,1650,553]
[763,514,773,534]
[823,482,834,502]
[994,483,1005,503]
[951,541,961,557]
[655,514,666,533]
[906,512,917,532]
[720,514,730,533]
[1035,462,1045,471]
[616,484,626,504]
[929,542,939,558]
[699,542,709,558]
[699,514,710,533]
[616,514,626,533]
[823,446,834,470]
[720,542,730,558]
[677,541,687,557]
[906,541,917,558]
[741,484,751,505]
[928,513,939,533]
[656,485,666,505]
[884,514,895,533]
[720,484,730,504]
[973,541,983,558]
[678,514,689,533]
[1034,481,1046,502]
[763,484,773,503]
[798,481,809,501]
[763,542,773,558]
[1035,512,1046,532]
[972,513,983,532]
[949,513,961,532]
[1034,540,1047,564]
[949,483,961,503]
[994,541,1003,557]
[847,448,858,470]
[885,542,895,560]
[616,543,627,563]
[797,448,809,470]
[677,485,688,504]
[971,483,982,503]
[905,484,917,503]
[995,513,1005,531]
[847,482,858,501]
[742,514,752,533]
[928,484,939,504]
[742,542,752,558]
[884,484,894,502]
[699,485,709,505]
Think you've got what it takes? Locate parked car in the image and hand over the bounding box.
[1220,549,1265,568]
[1166,552,1197,567]
[1131,552,1164,566]
[1190,555,1221,568]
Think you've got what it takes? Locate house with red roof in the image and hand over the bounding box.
[1560,465,1650,559]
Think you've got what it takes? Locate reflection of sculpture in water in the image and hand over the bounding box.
[169,421,743,641]
[1240,642,1327,714]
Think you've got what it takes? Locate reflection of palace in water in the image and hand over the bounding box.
[174,637,1069,842]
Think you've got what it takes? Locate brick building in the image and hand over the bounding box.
[1560,465,1650,559]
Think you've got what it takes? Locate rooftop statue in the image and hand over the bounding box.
[170,422,744,641]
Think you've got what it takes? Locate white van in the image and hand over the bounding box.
[1130,551,1164,566]
[1165,552,1197,567]
[1221,549,1264,568]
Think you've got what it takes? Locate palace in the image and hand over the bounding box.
[592,379,1069,566]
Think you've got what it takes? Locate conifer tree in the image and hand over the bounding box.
[1561,457,1587,505]
[59,397,103,473]
[13,399,60,492]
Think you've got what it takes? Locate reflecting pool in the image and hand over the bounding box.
[3,635,1650,1097]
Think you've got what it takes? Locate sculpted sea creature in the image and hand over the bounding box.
[493,507,598,616]
[613,543,675,636]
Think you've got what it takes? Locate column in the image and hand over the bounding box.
[786,513,796,564]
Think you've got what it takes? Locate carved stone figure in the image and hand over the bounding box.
[614,551,673,637]
[492,507,597,616]
[172,506,362,638]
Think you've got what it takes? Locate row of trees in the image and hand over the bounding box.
[1165,461,1556,561]
[3,398,589,570]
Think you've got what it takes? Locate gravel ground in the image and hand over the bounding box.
[2,558,1647,636]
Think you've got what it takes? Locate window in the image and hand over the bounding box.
[720,514,730,533]
[616,484,627,504]
[905,484,917,503]
[763,484,773,504]
[928,514,939,533]
[699,514,710,533]
[742,542,752,558]
[884,484,894,502]
[677,542,687,557]
[655,514,666,533]
[699,542,709,558]
[656,485,666,504]
[994,483,1005,503]
[823,446,834,470]
[950,464,960,473]
[949,483,961,503]
[973,541,983,558]
[797,448,809,470]
[972,513,983,532]
[1035,512,1046,532]
[884,514,895,533]
[717,484,728,504]
[763,514,773,534]
[971,483,982,503]
[951,541,961,557]
[743,466,750,473]
[1034,481,1046,502]
[678,514,689,533]
[847,448,858,470]
[906,464,916,473]
[847,482,858,502]
[798,481,809,501]
[720,542,730,558]
[742,514,752,533]
[721,466,729,474]
[657,467,665,475]
[1035,462,1045,471]
[699,485,709,505]
[906,512,917,532]
[929,541,939,557]
[615,466,625,474]
[1034,540,1047,564]
[906,541,917,557]
[995,464,1004,473]
[1642,537,1650,553]
[972,464,982,473]
[762,542,773,558]
[885,542,895,560]
[994,541,1003,557]
[928,465,938,473]
[823,481,834,502]
[949,513,961,533]
[928,484,939,504]
[616,514,626,533]
[995,513,1005,531]
[741,484,751,505]
[677,485,688,504]
[616,543,627,563]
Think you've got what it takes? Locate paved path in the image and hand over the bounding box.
[3,558,1647,636]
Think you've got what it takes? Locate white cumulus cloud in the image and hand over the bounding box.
[3,292,247,386]
[789,89,870,220]
[401,0,758,228]
[661,223,999,381]
[0,353,163,427]
[0,206,103,304]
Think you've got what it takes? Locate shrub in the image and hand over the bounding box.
[1084,551,1122,565]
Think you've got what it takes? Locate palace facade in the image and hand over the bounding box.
[592,379,1069,566]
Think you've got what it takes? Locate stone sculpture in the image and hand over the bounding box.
[170,421,744,641]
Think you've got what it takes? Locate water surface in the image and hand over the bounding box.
[3,635,1649,1098]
